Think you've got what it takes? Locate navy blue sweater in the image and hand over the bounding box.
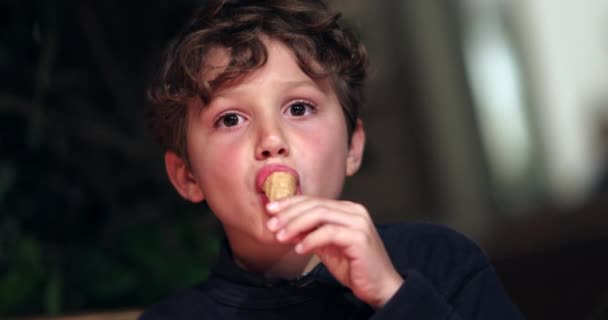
[139,223,524,319]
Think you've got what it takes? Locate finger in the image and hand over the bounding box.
[265,195,309,213]
[295,224,370,257]
[267,196,332,231]
[276,206,366,243]
[270,198,370,229]
[266,197,322,231]
[268,197,367,217]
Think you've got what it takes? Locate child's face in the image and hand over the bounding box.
[173,38,364,245]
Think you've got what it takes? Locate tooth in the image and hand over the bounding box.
[263,172,296,201]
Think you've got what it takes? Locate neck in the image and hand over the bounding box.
[228,236,320,279]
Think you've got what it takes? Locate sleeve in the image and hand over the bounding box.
[370,224,525,320]
[370,268,523,320]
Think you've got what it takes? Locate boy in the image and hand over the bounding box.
[140,0,524,319]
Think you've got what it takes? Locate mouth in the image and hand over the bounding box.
[256,164,301,205]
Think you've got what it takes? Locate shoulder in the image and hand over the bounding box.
[377,222,490,297]
[377,222,488,267]
[377,222,482,254]
[138,282,216,320]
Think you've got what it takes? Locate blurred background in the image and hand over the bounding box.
[1,0,607,319]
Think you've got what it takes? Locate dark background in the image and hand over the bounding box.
[1,1,607,319]
[1,0,222,315]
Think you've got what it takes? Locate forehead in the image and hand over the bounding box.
[200,37,332,97]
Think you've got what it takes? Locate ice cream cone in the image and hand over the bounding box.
[263,172,296,201]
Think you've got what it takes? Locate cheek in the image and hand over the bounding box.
[191,136,249,192]
[210,142,243,170]
[298,123,349,196]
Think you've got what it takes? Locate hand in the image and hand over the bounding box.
[266,196,404,308]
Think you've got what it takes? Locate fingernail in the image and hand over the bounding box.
[267,217,279,230]
[277,229,287,241]
[295,243,303,253]
[266,201,279,212]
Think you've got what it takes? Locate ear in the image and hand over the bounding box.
[164,151,205,203]
[346,119,366,176]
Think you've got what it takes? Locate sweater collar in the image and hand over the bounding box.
[210,239,340,289]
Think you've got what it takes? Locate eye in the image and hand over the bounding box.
[215,112,245,128]
[287,101,316,117]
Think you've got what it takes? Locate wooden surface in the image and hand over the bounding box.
[15,310,141,320]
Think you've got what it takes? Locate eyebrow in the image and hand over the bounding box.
[219,78,325,97]
[205,75,329,108]
[279,79,327,93]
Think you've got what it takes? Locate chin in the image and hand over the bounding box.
[257,229,280,244]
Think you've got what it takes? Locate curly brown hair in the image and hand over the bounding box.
[147,0,368,162]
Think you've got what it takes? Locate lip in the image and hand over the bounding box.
[255,163,300,195]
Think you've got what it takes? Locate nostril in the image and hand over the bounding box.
[278,148,286,155]
[262,150,271,157]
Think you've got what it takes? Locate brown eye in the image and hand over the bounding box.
[290,103,306,116]
[223,114,239,126]
[288,102,315,116]
[216,112,243,128]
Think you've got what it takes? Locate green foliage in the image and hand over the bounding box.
[0,212,219,315]
[0,0,220,316]
[0,237,45,314]
[44,268,62,315]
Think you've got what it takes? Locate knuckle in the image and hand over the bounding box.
[312,204,328,217]
[345,201,368,215]
[352,215,368,228]
[340,200,356,208]
[323,224,338,236]
[353,231,368,245]
[355,203,369,216]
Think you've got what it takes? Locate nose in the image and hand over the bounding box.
[255,119,290,160]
